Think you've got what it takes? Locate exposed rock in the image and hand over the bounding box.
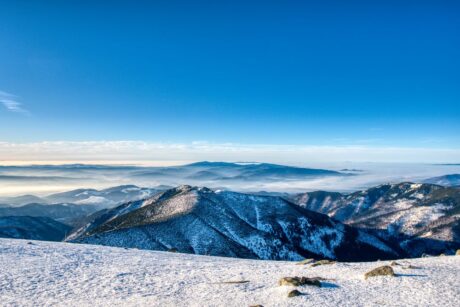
[168,248,178,253]
[390,261,401,266]
[402,265,421,270]
[364,265,395,279]
[249,305,264,307]
[296,258,315,265]
[456,249,460,256]
[279,277,321,287]
[311,259,336,267]
[287,290,303,298]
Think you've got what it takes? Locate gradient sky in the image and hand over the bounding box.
[0,1,459,163]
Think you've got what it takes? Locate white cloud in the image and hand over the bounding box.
[0,90,29,114]
[0,141,459,165]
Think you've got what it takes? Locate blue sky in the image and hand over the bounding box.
[0,1,459,163]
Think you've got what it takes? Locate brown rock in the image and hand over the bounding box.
[456,249,460,256]
[310,259,336,267]
[287,290,303,298]
[278,277,321,287]
[364,265,395,280]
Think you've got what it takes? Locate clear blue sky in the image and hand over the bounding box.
[0,1,459,150]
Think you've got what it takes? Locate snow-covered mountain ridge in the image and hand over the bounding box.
[70,185,397,261]
[1,238,459,307]
[292,182,460,256]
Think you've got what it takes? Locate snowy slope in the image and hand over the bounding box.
[1,238,459,307]
[66,196,160,241]
[292,183,460,255]
[293,183,447,223]
[70,185,397,261]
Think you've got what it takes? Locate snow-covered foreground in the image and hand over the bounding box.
[1,239,459,307]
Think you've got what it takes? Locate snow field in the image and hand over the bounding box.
[1,239,459,307]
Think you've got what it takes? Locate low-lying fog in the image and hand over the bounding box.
[0,162,459,197]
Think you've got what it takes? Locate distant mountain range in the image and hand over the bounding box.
[0,216,70,241]
[0,203,101,226]
[69,185,398,261]
[3,161,460,197]
[132,161,345,182]
[0,162,346,205]
[0,185,165,208]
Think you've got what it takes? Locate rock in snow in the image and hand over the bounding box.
[287,289,304,297]
[278,277,322,287]
[1,239,459,306]
[364,265,395,280]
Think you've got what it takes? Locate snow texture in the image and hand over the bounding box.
[1,238,459,307]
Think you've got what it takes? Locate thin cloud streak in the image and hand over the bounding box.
[0,90,29,114]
